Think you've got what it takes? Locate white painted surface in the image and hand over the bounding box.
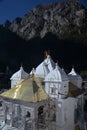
[56,98,76,130]
[10,66,29,88]
[44,63,69,98]
[30,55,55,78]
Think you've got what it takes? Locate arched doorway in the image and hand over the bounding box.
[38,106,45,128]
[25,111,32,130]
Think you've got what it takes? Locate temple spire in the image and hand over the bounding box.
[30,68,35,81]
[68,66,77,76]
[55,62,59,70]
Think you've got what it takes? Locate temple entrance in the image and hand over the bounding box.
[38,106,46,129]
[25,111,32,130]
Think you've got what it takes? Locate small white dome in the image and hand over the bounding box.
[68,67,82,88]
[68,67,82,78]
[68,67,77,76]
[10,66,29,80]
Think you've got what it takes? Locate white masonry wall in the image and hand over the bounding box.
[56,97,76,130]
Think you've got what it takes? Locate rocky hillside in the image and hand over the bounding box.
[3,0,87,40]
[0,0,87,75]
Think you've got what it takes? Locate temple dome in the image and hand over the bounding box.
[44,55,55,71]
[31,55,55,78]
[45,63,68,82]
[68,67,82,88]
[68,67,82,78]
[10,66,29,80]
[33,62,49,78]
[68,67,77,76]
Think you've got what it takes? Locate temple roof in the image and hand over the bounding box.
[68,67,82,81]
[0,77,48,103]
[33,62,50,78]
[10,66,29,80]
[44,55,55,71]
[30,54,55,78]
[45,63,68,82]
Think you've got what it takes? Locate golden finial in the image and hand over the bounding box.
[45,50,50,58]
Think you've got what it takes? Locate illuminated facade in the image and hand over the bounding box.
[0,53,84,130]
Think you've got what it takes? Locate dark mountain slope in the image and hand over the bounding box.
[0,26,26,72]
[5,0,87,41]
[0,0,87,74]
[0,26,86,73]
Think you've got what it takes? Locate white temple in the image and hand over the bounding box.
[10,66,29,88]
[44,63,69,98]
[30,52,55,78]
[0,52,84,130]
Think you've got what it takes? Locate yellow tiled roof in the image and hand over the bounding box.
[0,77,48,103]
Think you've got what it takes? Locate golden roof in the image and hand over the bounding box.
[0,77,48,103]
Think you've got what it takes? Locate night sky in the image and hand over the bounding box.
[0,0,87,24]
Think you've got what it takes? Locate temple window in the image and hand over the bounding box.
[26,111,31,118]
[50,83,56,95]
[51,87,56,94]
[38,106,45,124]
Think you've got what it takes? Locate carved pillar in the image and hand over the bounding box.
[21,107,26,130]
[10,103,14,127]
[4,103,9,124]
[36,110,39,130]
[17,105,21,126]
[2,102,6,123]
[45,103,49,130]
[22,115,26,130]
[32,108,38,130]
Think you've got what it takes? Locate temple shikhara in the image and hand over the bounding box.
[0,52,85,130]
